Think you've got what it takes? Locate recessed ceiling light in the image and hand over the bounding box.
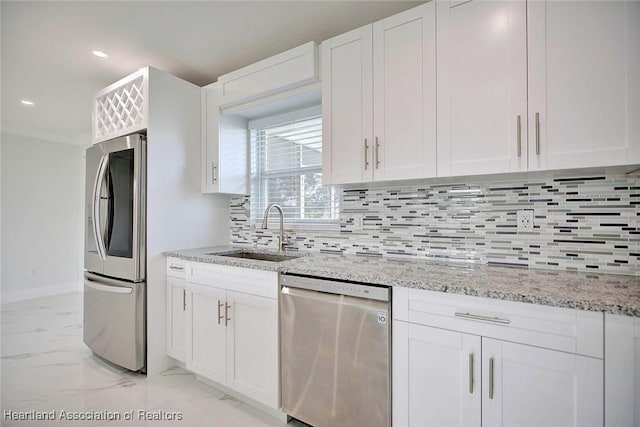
[20,100,35,106]
[92,50,108,58]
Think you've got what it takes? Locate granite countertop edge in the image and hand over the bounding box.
[164,246,640,317]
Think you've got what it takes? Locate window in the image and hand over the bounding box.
[250,106,339,228]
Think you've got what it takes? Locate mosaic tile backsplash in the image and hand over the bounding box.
[230,173,640,276]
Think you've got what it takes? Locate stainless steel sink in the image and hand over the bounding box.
[206,251,299,262]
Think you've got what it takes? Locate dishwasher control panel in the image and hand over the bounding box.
[280,274,390,302]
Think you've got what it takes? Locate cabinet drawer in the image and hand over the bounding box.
[166,257,187,279]
[394,287,603,358]
[189,262,278,299]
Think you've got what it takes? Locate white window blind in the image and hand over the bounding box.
[249,106,339,227]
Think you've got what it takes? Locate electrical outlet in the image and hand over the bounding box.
[516,209,534,231]
[352,214,363,230]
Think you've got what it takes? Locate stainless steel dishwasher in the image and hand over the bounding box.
[280,273,391,427]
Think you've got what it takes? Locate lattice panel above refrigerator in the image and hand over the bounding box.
[94,72,146,141]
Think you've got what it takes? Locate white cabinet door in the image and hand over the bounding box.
[482,338,603,427]
[394,321,481,427]
[201,84,248,194]
[436,0,528,176]
[166,277,187,362]
[321,26,373,185]
[372,3,436,182]
[604,314,640,427]
[528,0,640,171]
[189,283,227,385]
[226,291,279,408]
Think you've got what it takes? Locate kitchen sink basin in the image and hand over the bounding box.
[206,251,299,262]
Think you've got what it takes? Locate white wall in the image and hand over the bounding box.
[145,68,231,376]
[0,133,84,303]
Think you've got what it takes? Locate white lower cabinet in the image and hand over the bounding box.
[604,314,640,426]
[482,338,602,427]
[166,260,279,411]
[393,288,604,427]
[166,257,187,362]
[225,290,278,405]
[166,277,187,362]
[189,283,227,383]
[394,322,480,427]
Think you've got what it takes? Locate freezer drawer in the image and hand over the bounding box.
[83,272,145,371]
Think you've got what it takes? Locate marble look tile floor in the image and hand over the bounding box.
[1,292,298,427]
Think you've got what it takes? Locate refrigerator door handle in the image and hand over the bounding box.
[92,154,109,261]
[85,272,134,291]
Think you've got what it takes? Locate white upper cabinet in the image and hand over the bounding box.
[373,5,437,182]
[438,0,640,177]
[217,42,319,107]
[436,0,528,176]
[201,83,248,194]
[201,42,321,195]
[528,0,640,170]
[322,3,436,185]
[322,26,373,184]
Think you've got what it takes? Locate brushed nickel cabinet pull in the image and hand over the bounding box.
[225,302,231,326]
[517,115,522,157]
[489,357,495,400]
[375,137,380,169]
[212,162,217,184]
[469,353,474,394]
[535,112,540,155]
[364,139,369,170]
[182,289,186,311]
[454,312,510,324]
[217,300,224,325]
[169,265,184,271]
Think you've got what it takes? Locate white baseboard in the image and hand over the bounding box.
[1,281,83,304]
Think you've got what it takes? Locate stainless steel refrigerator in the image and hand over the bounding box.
[84,133,146,371]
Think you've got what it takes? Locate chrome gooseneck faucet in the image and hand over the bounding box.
[261,203,287,251]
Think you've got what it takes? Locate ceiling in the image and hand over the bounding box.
[1,0,422,145]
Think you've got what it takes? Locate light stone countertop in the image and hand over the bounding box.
[163,246,308,273]
[164,246,640,317]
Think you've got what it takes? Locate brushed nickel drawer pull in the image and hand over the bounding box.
[489,357,495,399]
[516,115,522,157]
[469,353,474,394]
[455,312,510,324]
[364,138,369,170]
[217,300,224,325]
[169,265,184,271]
[535,112,541,155]
[225,302,231,326]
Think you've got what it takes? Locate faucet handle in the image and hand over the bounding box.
[279,234,291,251]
